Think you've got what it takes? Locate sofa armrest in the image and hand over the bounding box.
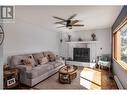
[56,59,65,65]
[55,55,65,65]
[56,55,64,60]
[16,65,29,72]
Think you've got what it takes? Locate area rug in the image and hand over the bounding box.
[33,66,87,89]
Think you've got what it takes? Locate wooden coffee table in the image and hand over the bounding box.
[59,65,78,84]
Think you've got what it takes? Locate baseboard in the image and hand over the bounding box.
[114,75,124,89]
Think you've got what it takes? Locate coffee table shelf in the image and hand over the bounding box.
[59,65,78,84]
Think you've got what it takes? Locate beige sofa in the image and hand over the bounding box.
[10,51,65,87]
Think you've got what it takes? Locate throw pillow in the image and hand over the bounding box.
[32,53,44,65]
[47,54,56,62]
[21,59,30,65]
[20,59,33,70]
[47,55,51,62]
[44,51,56,62]
[40,57,49,65]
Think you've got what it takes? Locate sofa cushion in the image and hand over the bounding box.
[32,52,44,64]
[48,61,63,68]
[54,62,63,68]
[26,64,54,79]
[40,57,49,65]
[11,54,36,67]
[37,64,54,76]
[43,51,56,62]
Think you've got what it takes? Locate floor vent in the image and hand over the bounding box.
[114,75,124,89]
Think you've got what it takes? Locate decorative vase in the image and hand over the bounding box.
[60,39,63,43]
[78,37,83,41]
[91,33,96,41]
[68,35,71,42]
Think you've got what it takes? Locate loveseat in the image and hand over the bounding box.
[10,51,65,87]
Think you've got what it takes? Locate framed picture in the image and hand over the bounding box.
[7,78,16,86]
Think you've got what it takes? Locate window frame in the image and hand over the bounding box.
[112,16,127,71]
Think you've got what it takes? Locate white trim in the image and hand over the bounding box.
[114,75,124,89]
[66,41,98,44]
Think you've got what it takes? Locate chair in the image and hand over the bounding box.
[98,54,111,71]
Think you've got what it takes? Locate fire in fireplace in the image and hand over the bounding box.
[73,48,90,62]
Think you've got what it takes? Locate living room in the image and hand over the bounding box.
[0,6,127,90]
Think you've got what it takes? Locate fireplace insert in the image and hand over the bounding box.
[73,48,90,62]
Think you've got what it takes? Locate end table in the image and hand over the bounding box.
[3,68,20,89]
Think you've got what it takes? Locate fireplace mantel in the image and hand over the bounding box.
[66,41,98,44]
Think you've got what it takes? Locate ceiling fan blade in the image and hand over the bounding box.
[71,20,80,25]
[72,24,84,26]
[54,21,65,24]
[56,26,66,28]
[53,16,66,21]
[54,22,66,25]
[54,21,66,25]
[68,14,77,20]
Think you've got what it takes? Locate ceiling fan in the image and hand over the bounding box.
[53,14,84,29]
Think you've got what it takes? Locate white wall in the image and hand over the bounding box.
[0,45,3,89]
[0,22,3,89]
[113,60,127,89]
[3,6,60,64]
[60,28,111,61]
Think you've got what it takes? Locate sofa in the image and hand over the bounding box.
[10,51,65,87]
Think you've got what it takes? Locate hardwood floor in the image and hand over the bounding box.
[80,67,118,89]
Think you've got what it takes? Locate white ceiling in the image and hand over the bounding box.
[16,6,123,32]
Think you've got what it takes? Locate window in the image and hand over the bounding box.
[113,19,127,70]
[121,24,127,63]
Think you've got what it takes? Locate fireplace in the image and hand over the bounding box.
[73,48,90,62]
